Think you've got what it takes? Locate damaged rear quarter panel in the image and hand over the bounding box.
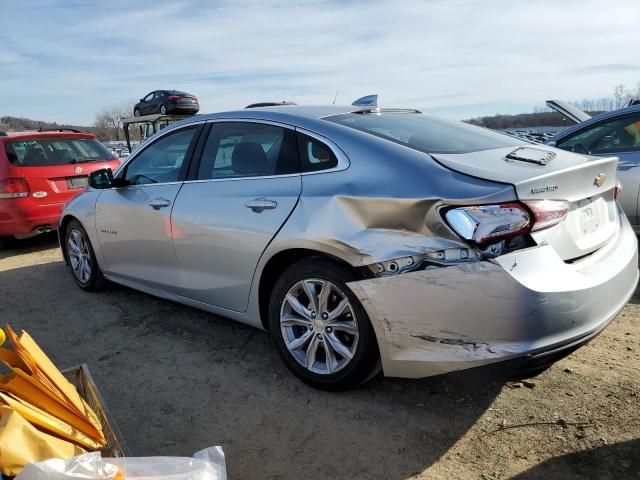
[265,132,517,267]
[346,262,537,377]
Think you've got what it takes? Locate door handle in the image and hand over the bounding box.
[245,197,277,213]
[148,198,171,210]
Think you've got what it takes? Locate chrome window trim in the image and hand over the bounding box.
[179,119,351,184]
[109,181,184,190]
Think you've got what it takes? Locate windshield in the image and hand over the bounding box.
[325,112,523,154]
[5,138,115,167]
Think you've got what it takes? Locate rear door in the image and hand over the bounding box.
[171,120,302,312]
[95,125,202,290]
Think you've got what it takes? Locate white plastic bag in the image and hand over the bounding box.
[16,447,227,480]
[16,452,118,480]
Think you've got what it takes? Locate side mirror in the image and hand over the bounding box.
[88,168,114,189]
[140,98,145,102]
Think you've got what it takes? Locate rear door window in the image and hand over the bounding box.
[5,138,115,166]
[197,122,300,179]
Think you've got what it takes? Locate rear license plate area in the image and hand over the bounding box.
[578,201,600,234]
[66,176,88,189]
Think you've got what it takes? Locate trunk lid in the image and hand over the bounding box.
[432,146,619,260]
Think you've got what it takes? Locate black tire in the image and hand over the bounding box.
[0,237,7,250]
[159,104,167,115]
[134,108,141,117]
[268,258,381,391]
[64,220,107,291]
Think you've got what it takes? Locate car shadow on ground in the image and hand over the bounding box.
[512,438,639,479]
[2,259,504,480]
[0,232,59,260]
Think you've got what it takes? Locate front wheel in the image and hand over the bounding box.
[65,220,106,291]
[268,258,380,390]
[133,108,141,117]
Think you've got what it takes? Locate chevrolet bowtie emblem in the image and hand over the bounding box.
[594,173,606,187]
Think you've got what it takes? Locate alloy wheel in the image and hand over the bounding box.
[280,278,359,375]
[68,229,92,284]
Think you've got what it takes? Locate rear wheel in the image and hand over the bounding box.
[159,104,167,115]
[134,108,141,117]
[268,258,380,390]
[65,220,106,291]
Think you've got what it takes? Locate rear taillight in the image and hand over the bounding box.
[0,178,29,199]
[522,200,569,231]
[614,180,622,200]
[192,96,198,101]
[445,203,531,244]
[167,95,181,100]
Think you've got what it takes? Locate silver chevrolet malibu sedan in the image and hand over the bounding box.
[60,105,639,390]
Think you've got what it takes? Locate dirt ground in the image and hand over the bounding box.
[1,234,638,480]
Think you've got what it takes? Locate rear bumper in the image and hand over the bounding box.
[0,199,64,237]
[170,104,199,113]
[347,211,639,379]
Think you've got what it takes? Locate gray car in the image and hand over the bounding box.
[59,105,638,390]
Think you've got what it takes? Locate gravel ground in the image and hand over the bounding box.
[1,234,638,480]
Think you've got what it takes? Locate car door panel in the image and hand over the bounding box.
[96,184,182,288]
[142,92,155,115]
[171,176,301,311]
[170,120,302,312]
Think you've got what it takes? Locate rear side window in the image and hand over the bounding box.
[4,138,115,167]
[297,134,338,172]
[197,122,300,179]
[325,113,522,154]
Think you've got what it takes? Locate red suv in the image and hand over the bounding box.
[0,130,121,247]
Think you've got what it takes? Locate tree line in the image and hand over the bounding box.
[467,82,640,130]
[0,116,97,135]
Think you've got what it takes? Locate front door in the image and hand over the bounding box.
[171,121,302,311]
[140,92,155,115]
[96,125,201,290]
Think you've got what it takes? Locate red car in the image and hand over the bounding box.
[0,130,121,248]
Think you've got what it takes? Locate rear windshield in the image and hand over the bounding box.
[325,112,523,154]
[5,138,115,167]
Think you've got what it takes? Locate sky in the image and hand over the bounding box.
[1,0,639,125]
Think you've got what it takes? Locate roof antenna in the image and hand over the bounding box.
[332,90,339,105]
